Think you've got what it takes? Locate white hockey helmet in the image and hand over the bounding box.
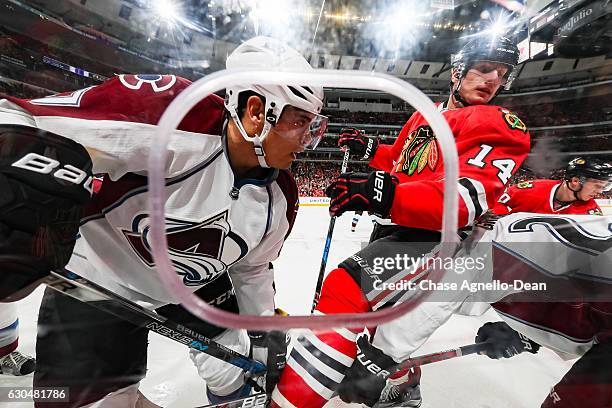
[224,36,327,168]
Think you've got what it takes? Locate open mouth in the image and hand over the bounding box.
[475,88,491,97]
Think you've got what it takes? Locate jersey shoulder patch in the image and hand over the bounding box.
[498,107,528,133]
[516,180,534,189]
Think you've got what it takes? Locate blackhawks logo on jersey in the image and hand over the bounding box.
[500,108,527,133]
[395,125,439,175]
[588,208,603,216]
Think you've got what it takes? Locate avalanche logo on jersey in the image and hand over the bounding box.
[118,74,177,92]
[122,210,249,286]
[394,125,439,175]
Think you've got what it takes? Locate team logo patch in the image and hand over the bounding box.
[500,108,527,133]
[122,210,248,286]
[394,125,439,175]
[516,181,534,189]
[588,208,603,216]
[118,74,177,92]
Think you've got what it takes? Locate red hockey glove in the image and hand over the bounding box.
[338,127,379,160]
[476,321,540,359]
[325,171,397,218]
[337,334,396,406]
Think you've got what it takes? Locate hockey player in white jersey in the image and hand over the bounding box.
[0,36,327,407]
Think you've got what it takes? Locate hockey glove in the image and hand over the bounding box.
[248,330,289,394]
[338,127,379,160]
[338,334,396,406]
[476,321,540,359]
[0,125,93,301]
[326,171,398,218]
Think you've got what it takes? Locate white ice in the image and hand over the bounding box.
[1,206,575,407]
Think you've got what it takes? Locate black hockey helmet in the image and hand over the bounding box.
[451,35,520,90]
[565,157,612,182]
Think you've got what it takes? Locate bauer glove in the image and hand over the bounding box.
[476,321,540,359]
[338,127,379,160]
[337,334,396,406]
[326,171,397,218]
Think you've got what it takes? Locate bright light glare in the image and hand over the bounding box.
[486,10,512,38]
[154,0,179,21]
[249,0,295,36]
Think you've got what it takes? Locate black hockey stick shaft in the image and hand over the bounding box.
[395,342,490,371]
[45,269,266,375]
[311,148,350,312]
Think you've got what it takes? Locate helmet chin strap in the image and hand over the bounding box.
[451,76,470,108]
[227,107,272,168]
[565,179,584,201]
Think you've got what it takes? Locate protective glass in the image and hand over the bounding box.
[274,106,328,150]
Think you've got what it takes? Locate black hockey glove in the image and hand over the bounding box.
[326,171,398,218]
[248,330,289,394]
[476,321,540,359]
[337,335,396,406]
[338,127,379,160]
[0,125,93,301]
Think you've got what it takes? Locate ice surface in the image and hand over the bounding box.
[1,206,576,407]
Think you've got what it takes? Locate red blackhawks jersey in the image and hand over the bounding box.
[494,179,603,216]
[369,102,531,230]
[0,74,298,313]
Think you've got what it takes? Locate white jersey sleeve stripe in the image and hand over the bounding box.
[286,357,336,400]
[458,177,489,224]
[292,340,345,383]
[271,388,298,408]
[312,311,358,342]
[300,329,354,367]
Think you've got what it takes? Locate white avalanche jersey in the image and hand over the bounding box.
[373,213,612,361]
[0,75,298,314]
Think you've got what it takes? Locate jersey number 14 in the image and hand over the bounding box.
[467,144,516,184]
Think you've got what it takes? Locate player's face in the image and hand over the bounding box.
[454,61,509,105]
[263,106,326,169]
[266,107,315,169]
[578,178,610,200]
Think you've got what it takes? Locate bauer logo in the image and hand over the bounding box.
[12,152,93,195]
[373,171,385,202]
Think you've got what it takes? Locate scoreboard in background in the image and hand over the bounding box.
[528,0,611,57]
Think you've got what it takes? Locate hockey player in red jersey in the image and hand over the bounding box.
[0,37,328,407]
[271,35,530,407]
[494,157,611,216]
[474,156,612,408]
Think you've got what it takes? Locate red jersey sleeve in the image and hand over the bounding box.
[389,107,530,230]
[493,184,521,215]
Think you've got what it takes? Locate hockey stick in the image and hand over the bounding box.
[200,342,491,408]
[393,341,489,372]
[44,268,266,376]
[311,148,351,312]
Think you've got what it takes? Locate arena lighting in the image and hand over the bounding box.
[248,0,294,35]
[153,0,180,22]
